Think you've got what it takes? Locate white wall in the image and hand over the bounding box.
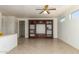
[18,18,58,38]
[25,19,28,38]
[58,10,79,49]
[53,18,58,38]
[0,12,2,32]
[2,16,17,35]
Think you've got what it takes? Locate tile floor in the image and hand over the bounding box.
[8,38,79,54]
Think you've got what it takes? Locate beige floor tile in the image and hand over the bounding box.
[8,38,79,54]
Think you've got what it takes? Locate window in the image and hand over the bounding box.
[72,10,79,19]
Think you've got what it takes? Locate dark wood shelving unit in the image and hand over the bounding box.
[29,20,53,39]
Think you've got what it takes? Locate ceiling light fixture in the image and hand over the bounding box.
[43,11,48,14]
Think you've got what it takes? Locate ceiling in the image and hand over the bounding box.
[0,5,77,18]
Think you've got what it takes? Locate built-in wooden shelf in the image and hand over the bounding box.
[29,20,53,39]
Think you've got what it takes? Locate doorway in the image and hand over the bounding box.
[19,21,25,38]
